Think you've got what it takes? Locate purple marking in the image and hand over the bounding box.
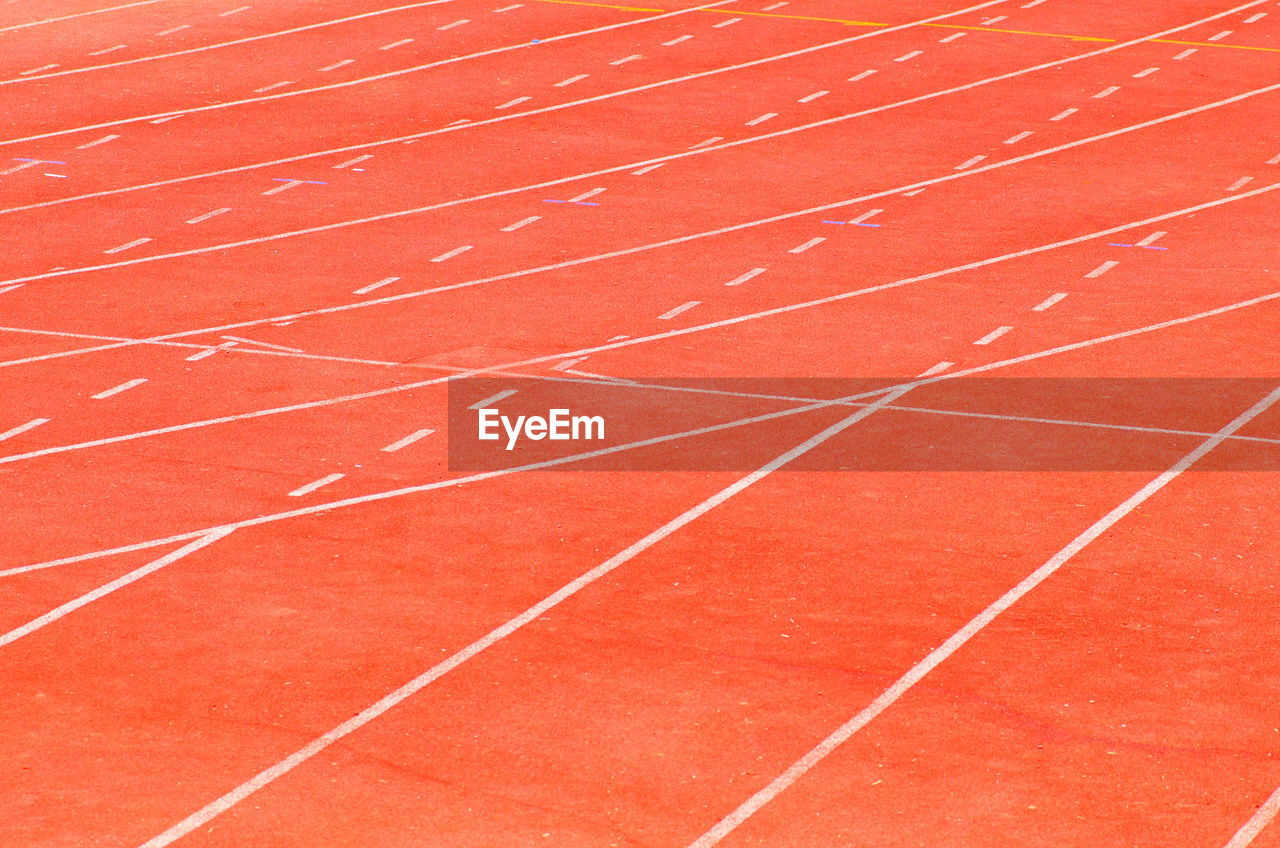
[821,220,847,224]
[854,222,881,227]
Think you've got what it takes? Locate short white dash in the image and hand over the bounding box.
[663,35,692,45]
[89,44,127,56]
[555,73,588,86]
[380,38,414,50]
[569,187,605,202]
[726,267,767,286]
[1021,0,1045,7]
[319,59,354,71]
[917,361,953,377]
[431,245,472,262]
[1093,85,1119,98]
[44,173,66,178]
[185,341,236,362]
[334,154,373,169]
[438,19,469,30]
[895,50,923,62]
[1050,107,1078,121]
[688,136,724,149]
[496,96,531,109]
[288,473,345,498]
[0,284,24,295]
[973,326,1013,345]
[850,208,883,224]
[798,90,828,103]
[470,389,517,409]
[1003,130,1033,144]
[1267,153,1280,165]
[353,276,400,295]
[254,80,293,93]
[155,24,191,36]
[219,5,251,16]
[901,188,926,197]
[1207,29,1232,41]
[20,63,59,75]
[76,133,120,150]
[1244,12,1267,23]
[92,378,147,400]
[848,69,877,81]
[1133,67,1159,78]
[762,1,787,9]
[939,32,966,42]
[551,357,588,371]
[185,207,231,224]
[981,14,1008,24]
[0,418,49,442]
[658,300,700,320]
[1173,48,1197,59]
[712,17,741,27]
[609,54,642,65]
[501,216,541,232]
[632,163,664,175]
[445,118,470,126]
[381,429,435,453]
[1227,176,1254,191]
[494,2,523,10]
[1135,230,1166,247]
[1086,260,1119,278]
[104,237,152,254]
[607,335,630,342]
[788,237,825,254]
[746,112,777,126]
[955,155,986,169]
[262,179,303,195]
[1032,292,1068,311]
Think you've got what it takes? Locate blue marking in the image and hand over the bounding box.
[1109,242,1168,250]
[574,201,600,206]
[822,220,846,225]
[544,199,567,203]
[854,222,881,227]
[273,178,327,184]
[1108,243,1132,247]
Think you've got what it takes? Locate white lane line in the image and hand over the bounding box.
[334,154,373,169]
[91,378,147,399]
[798,90,828,103]
[44,173,67,179]
[689,136,724,149]
[254,80,293,93]
[746,112,777,125]
[1135,230,1166,246]
[1004,130,1033,144]
[1243,11,1267,22]
[0,160,41,176]
[21,63,59,75]
[469,389,516,409]
[288,473,345,498]
[88,44,128,56]
[955,154,986,169]
[917,361,953,377]
[380,38,414,49]
[1050,106,1078,120]
[103,237,151,254]
[185,207,231,224]
[353,276,400,295]
[0,418,49,442]
[762,1,787,9]
[1086,259,1120,277]
[220,335,303,352]
[609,54,642,64]
[939,31,966,42]
[1021,0,1046,6]
[712,16,741,26]
[501,215,541,231]
[895,49,923,61]
[685,385,1280,848]
[631,162,664,175]
[75,133,120,149]
[261,179,304,195]
[555,73,588,86]
[982,14,1008,23]
[569,187,605,202]
[848,69,877,81]
[438,18,469,29]
[973,325,1012,345]
[1133,66,1159,77]
[1224,786,1280,848]
[155,24,191,36]
[658,300,700,320]
[550,357,588,371]
[0,284,23,295]
[1094,85,1120,98]
[494,3,523,10]
[1173,47,1197,59]
[1227,175,1254,191]
[0,529,234,649]
[318,59,354,71]
[663,34,692,45]
[1268,153,1280,165]
[430,245,472,262]
[495,96,531,109]
[850,208,883,224]
[726,267,767,286]
[788,237,825,254]
[1032,292,1068,311]
[185,341,237,361]
[1208,29,1233,40]
[381,428,434,452]
[219,5,252,15]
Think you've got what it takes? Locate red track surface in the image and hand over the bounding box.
[3,0,1280,845]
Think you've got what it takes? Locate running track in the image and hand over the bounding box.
[3,0,1280,845]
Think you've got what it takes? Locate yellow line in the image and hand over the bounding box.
[1152,37,1280,53]
[531,0,664,11]
[700,8,885,26]
[923,22,1113,42]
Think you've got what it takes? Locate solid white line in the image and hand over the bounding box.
[155,24,191,35]
[469,389,516,409]
[1032,292,1068,311]
[1004,130,1033,144]
[1135,230,1166,246]
[185,341,236,361]
[21,64,59,75]
[798,90,828,103]
[917,361,952,377]
[745,112,776,126]
[939,31,966,42]
[287,473,345,497]
[895,49,923,61]
[955,154,986,169]
[1227,176,1254,191]
[609,54,642,64]
[220,335,303,352]
[658,300,700,320]
[788,237,825,254]
[219,5,251,15]
[501,215,541,232]
[0,418,49,442]
[686,385,1280,848]
[689,136,724,149]
[555,73,588,86]
[133,386,915,848]
[973,325,1012,345]
[631,163,664,175]
[103,237,151,254]
[381,38,414,49]
[1133,66,1159,77]
[0,529,233,649]
[1173,48,1197,59]
[438,18,469,29]
[712,17,741,27]
[254,80,293,93]
[1225,786,1280,848]
[75,133,120,149]
[185,207,231,224]
[496,96,531,109]
[1050,107,1078,120]
[334,154,373,169]
[430,245,472,262]
[318,59,354,72]
[1094,85,1120,98]
[353,276,400,295]
[726,267,766,286]
[1086,259,1120,278]
[88,44,129,56]
[850,208,882,224]
[569,187,605,202]
[848,69,877,81]
[381,429,434,452]
[91,378,147,399]
[663,34,692,45]
[1208,29,1233,40]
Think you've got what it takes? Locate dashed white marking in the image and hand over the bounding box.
[380,38,414,50]
[1094,85,1120,98]
[0,283,23,295]
[92,377,147,399]
[1003,130,1033,144]
[444,118,469,126]
[1207,29,1233,40]
[631,163,664,175]
[663,34,692,45]
[551,357,588,371]
[798,90,828,103]
[1135,230,1166,246]
[470,389,516,409]
[44,173,66,178]
[1021,0,1045,7]
[1173,48,1197,60]
[1243,11,1267,22]
[254,80,293,93]
[75,133,120,149]
[104,237,151,254]
[1050,107,1078,120]
[185,207,231,224]
[0,160,40,175]
[607,335,630,342]
[261,179,303,195]
[689,136,724,149]
[569,187,605,202]
[0,418,49,442]
[21,63,59,75]
[555,73,588,86]
[496,96,531,109]
[1086,259,1119,278]
[609,54,642,65]
[917,361,953,377]
[1133,66,1159,78]
[431,245,472,262]
[850,208,883,224]
[88,44,127,56]
[939,31,966,42]
[1267,153,1280,165]
[501,215,541,232]
[318,59,354,71]
[895,49,923,61]
[762,1,787,9]
[1227,175,1254,191]
[901,187,926,196]
[155,24,191,36]
[981,14,1008,23]
[658,300,700,320]
[955,154,986,169]
[219,6,252,16]
[973,325,1012,345]
[1032,292,1068,311]
[438,18,469,30]
[353,276,400,295]
[713,17,742,27]
[334,154,373,169]
[1224,786,1280,848]
[185,341,237,361]
[726,267,767,286]
[381,429,435,452]
[848,69,877,81]
[746,112,777,126]
[288,473,345,497]
[788,237,825,254]
[494,3,523,10]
